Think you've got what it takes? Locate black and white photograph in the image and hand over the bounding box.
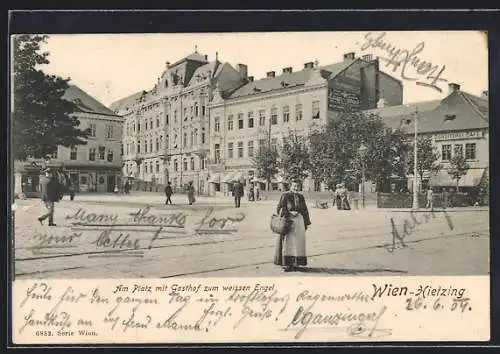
[11,30,489,280]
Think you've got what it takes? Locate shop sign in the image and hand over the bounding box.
[434,130,483,141]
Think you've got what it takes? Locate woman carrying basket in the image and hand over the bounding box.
[273,180,311,272]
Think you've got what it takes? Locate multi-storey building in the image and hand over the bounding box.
[111,50,247,195]
[366,84,489,193]
[207,52,403,195]
[14,85,124,196]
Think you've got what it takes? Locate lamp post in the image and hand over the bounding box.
[358,143,368,209]
[412,108,419,210]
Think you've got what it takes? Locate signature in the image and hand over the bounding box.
[285,303,391,339]
[359,32,448,92]
[388,209,454,252]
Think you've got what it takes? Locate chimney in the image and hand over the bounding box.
[448,83,460,94]
[304,62,314,69]
[266,71,275,78]
[204,54,208,60]
[282,67,293,74]
[166,61,170,69]
[237,63,248,79]
[362,54,373,61]
[482,90,488,98]
[248,76,254,82]
[343,52,355,60]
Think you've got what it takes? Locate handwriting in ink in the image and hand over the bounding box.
[30,232,82,254]
[359,32,448,92]
[66,208,119,225]
[19,309,72,334]
[91,229,141,250]
[195,207,245,234]
[128,206,186,227]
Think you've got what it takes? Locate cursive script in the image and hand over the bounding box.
[359,32,448,92]
[195,207,245,235]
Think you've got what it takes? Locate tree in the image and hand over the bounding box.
[280,131,311,183]
[252,145,279,191]
[406,136,441,186]
[309,111,410,192]
[447,154,470,191]
[12,35,89,161]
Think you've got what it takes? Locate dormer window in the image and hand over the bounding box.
[253,87,261,92]
[444,114,457,122]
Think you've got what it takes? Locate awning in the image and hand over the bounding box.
[429,168,486,187]
[221,171,236,183]
[208,174,220,183]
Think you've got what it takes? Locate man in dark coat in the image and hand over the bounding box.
[164,181,173,205]
[232,180,244,208]
[38,168,60,226]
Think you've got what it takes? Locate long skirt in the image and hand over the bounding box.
[274,213,307,267]
[188,192,196,204]
[336,195,342,210]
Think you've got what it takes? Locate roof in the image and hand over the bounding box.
[109,91,144,113]
[367,90,489,134]
[63,85,118,117]
[170,51,208,68]
[228,59,356,99]
[187,60,223,86]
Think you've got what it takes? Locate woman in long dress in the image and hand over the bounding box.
[274,180,311,272]
[187,181,196,205]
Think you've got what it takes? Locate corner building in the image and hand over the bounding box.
[207,52,402,195]
[111,51,247,195]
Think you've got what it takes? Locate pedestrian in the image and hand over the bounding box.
[247,183,254,201]
[335,184,342,210]
[232,179,244,208]
[340,183,351,210]
[426,187,434,210]
[124,180,131,195]
[164,181,173,205]
[254,182,260,201]
[187,181,196,205]
[442,188,450,209]
[274,179,311,272]
[37,168,60,226]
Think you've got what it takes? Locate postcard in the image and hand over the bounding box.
[10,29,490,344]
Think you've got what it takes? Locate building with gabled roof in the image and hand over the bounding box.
[15,85,124,197]
[366,84,489,193]
[207,52,403,194]
[111,49,248,194]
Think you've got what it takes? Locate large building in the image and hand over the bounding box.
[111,49,247,195]
[14,85,124,196]
[366,83,489,193]
[207,52,403,195]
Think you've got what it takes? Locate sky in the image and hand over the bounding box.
[36,31,488,107]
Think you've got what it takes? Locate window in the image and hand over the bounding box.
[238,113,244,129]
[137,141,141,154]
[156,138,159,151]
[183,158,188,171]
[174,159,178,172]
[271,107,278,125]
[259,139,266,154]
[195,103,199,116]
[107,149,114,162]
[228,142,234,159]
[89,148,96,161]
[194,129,198,146]
[149,140,153,153]
[89,123,96,137]
[248,141,254,157]
[259,110,266,126]
[174,110,178,123]
[133,123,136,132]
[173,134,178,148]
[214,117,221,132]
[190,157,195,170]
[190,131,194,147]
[166,114,169,125]
[183,132,187,147]
[202,129,206,144]
[228,114,234,131]
[201,158,205,170]
[238,141,244,158]
[156,118,160,127]
[183,107,188,121]
[442,144,452,161]
[106,124,114,139]
[138,122,141,132]
[145,163,148,173]
[248,111,254,128]
[283,106,290,123]
[465,143,476,160]
[271,138,277,152]
[312,100,320,119]
[202,106,206,116]
[145,141,148,153]
[98,146,106,160]
[120,144,123,156]
[160,135,164,149]
[215,144,221,163]
[70,146,77,160]
[454,144,464,158]
[156,161,160,173]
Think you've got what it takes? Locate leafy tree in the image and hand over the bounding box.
[280,131,311,183]
[309,111,410,192]
[406,136,441,186]
[252,145,279,191]
[12,35,89,161]
[447,154,470,191]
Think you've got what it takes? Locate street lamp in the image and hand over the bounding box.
[358,143,368,209]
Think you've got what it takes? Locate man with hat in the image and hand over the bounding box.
[232,179,244,208]
[38,167,60,226]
